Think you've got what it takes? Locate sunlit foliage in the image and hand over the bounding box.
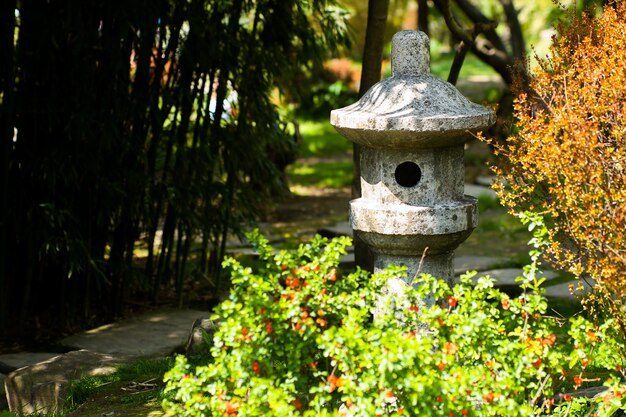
[484,2,626,343]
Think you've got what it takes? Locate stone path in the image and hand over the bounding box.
[1,308,209,415]
[61,308,209,358]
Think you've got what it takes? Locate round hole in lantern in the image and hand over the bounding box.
[395,161,421,187]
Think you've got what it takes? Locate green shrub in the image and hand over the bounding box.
[163,227,625,416]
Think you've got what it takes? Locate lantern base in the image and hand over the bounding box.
[373,251,454,285]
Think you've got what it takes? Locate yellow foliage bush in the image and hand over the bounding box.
[485,3,626,335]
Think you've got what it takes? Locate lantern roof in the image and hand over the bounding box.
[330,31,495,149]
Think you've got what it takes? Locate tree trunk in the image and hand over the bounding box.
[418,0,430,35]
[354,0,389,272]
[359,0,390,99]
[0,0,17,329]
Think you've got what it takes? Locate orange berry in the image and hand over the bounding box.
[541,334,557,347]
[327,374,342,392]
[327,269,337,282]
[443,341,458,356]
[448,296,458,308]
[483,391,495,403]
[225,400,241,414]
[286,276,300,289]
[574,376,583,388]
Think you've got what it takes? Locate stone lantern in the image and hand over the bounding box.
[330,31,495,284]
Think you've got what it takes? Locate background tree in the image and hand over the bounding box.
[351,0,390,271]
[427,0,527,141]
[0,0,350,343]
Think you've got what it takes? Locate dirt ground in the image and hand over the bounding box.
[261,185,352,241]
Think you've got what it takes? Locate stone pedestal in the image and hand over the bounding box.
[331,31,495,285]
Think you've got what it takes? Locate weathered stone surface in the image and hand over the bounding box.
[5,349,126,415]
[350,198,478,237]
[185,318,220,356]
[61,308,210,358]
[375,252,455,285]
[0,352,60,374]
[359,147,465,206]
[1,373,8,411]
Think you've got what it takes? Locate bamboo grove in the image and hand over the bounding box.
[0,0,350,338]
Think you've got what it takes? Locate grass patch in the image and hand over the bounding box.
[64,358,176,416]
[297,119,351,158]
[478,194,501,213]
[288,160,352,189]
[432,52,499,80]
[457,207,532,259]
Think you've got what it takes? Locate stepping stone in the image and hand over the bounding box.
[225,233,285,249]
[61,308,210,358]
[478,268,558,287]
[454,255,508,276]
[224,236,249,248]
[544,278,596,299]
[226,247,259,257]
[5,349,125,415]
[0,352,60,373]
[464,183,498,200]
[475,175,503,187]
[318,221,353,239]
